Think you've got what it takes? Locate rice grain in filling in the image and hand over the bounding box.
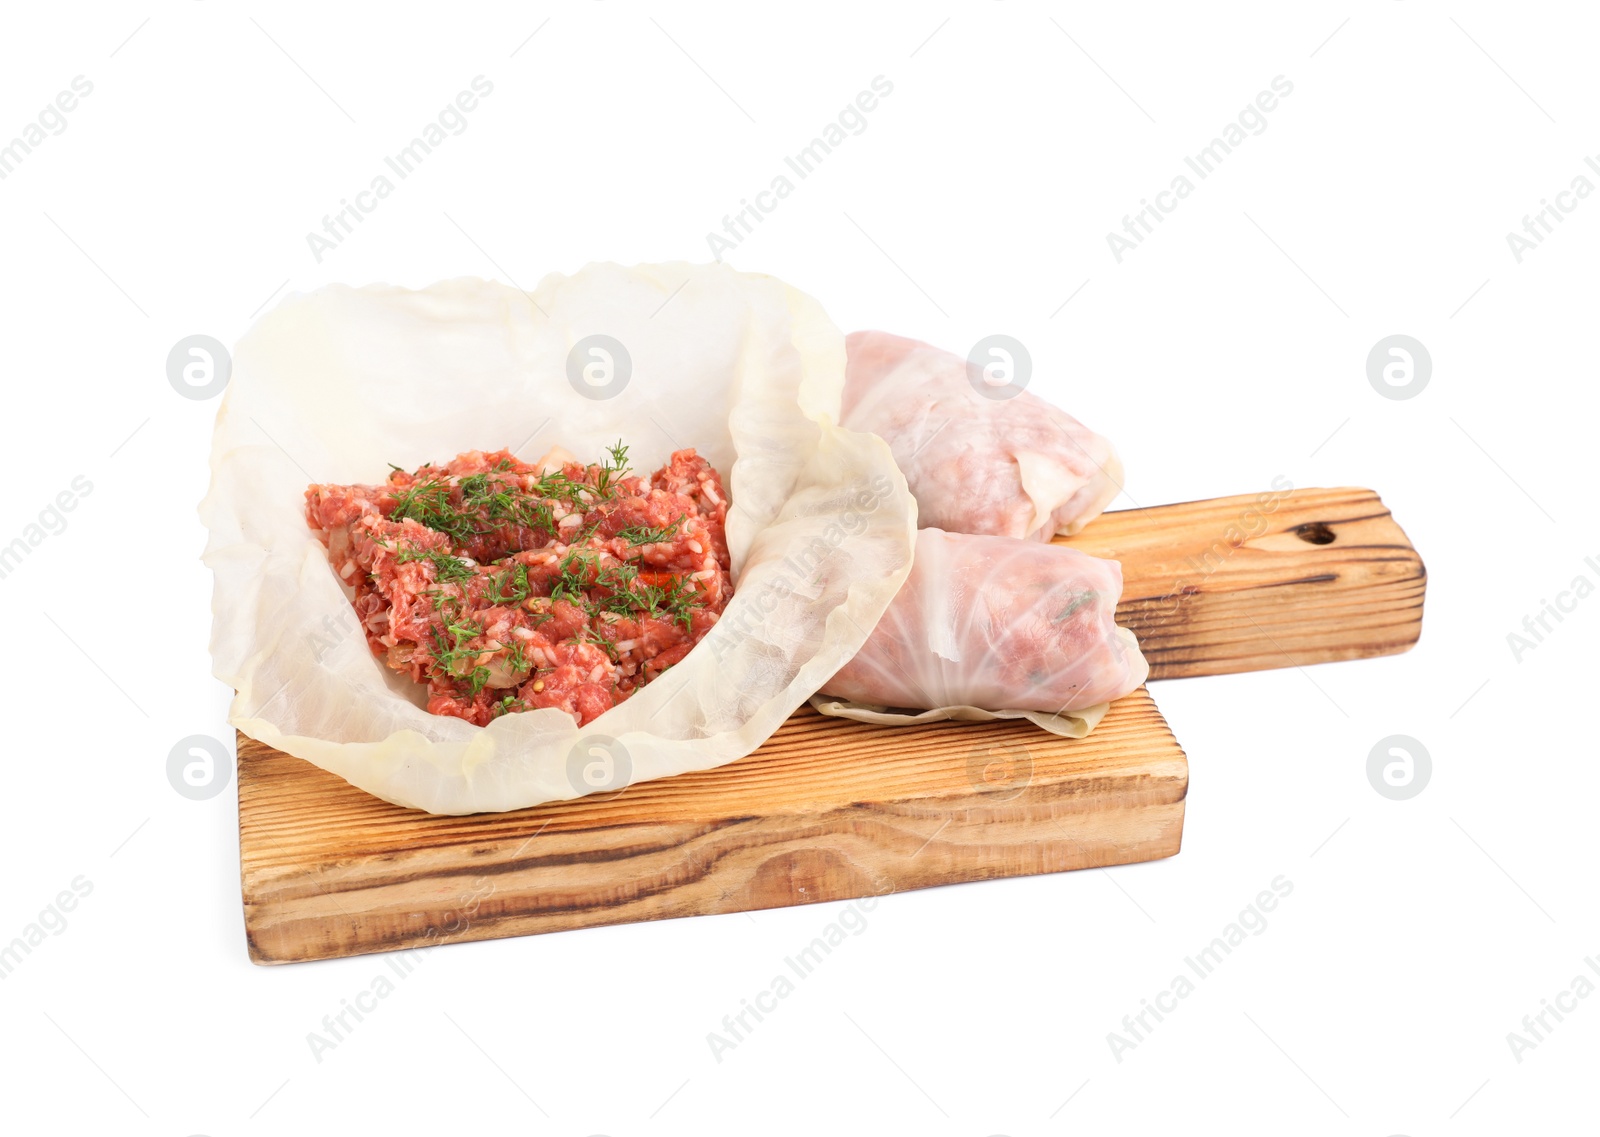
[305,444,732,726]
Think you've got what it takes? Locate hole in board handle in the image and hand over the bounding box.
[1295,522,1337,545]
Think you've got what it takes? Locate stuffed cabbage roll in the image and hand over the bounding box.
[842,331,1123,541]
[818,528,1148,718]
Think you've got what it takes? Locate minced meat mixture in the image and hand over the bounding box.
[305,443,731,726]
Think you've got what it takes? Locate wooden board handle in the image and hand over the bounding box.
[1057,486,1425,679]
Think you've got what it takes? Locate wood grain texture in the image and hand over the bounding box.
[1058,486,1425,678]
[236,486,1423,964]
[239,690,1186,964]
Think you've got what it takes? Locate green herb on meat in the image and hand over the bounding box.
[617,515,685,547]
[395,545,476,583]
[459,474,557,536]
[582,623,620,660]
[354,444,724,727]
[430,611,487,691]
[491,694,529,718]
[529,467,591,506]
[390,478,482,543]
[486,562,532,605]
[550,550,599,605]
[595,559,639,596]
[391,466,567,544]
[654,575,701,632]
[616,571,700,631]
[595,440,630,498]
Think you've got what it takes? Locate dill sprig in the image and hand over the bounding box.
[485,562,532,606]
[595,440,630,498]
[616,514,685,547]
[390,478,482,543]
[395,545,476,583]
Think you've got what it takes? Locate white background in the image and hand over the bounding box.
[1,2,1594,1133]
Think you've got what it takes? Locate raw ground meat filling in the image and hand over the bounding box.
[305,444,732,726]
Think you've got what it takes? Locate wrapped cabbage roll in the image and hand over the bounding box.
[815,528,1148,736]
[843,331,1124,541]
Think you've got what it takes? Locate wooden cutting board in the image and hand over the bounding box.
[238,487,1423,964]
